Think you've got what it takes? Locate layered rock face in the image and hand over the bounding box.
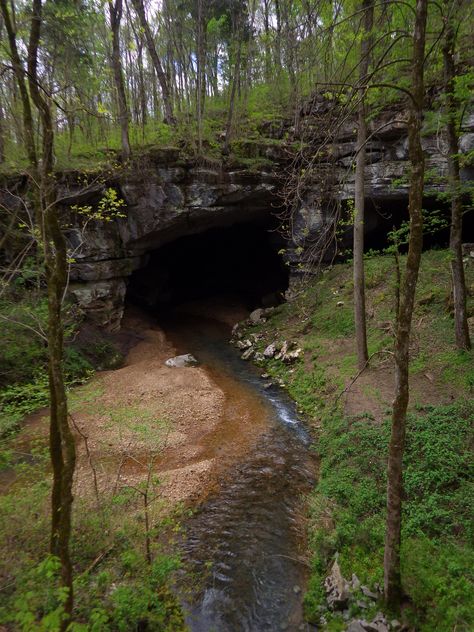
[2,107,473,331]
[65,157,280,330]
[285,104,474,266]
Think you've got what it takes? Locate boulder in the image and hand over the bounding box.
[324,559,350,610]
[462,242,474,258]
[165,354,198,368]
[274,340,302,363]
[351,573,361,591]
[282,347,303,363]
[358,614,389,632]
[236,339,253,350]
[231,323,242,339]
[249,308,265,324]
[361,585,379,601]
[275,340,289,360]
[263,342,278,358]
[371,613,389,632]
[241,347,254,360]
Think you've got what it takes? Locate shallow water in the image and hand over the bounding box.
[162,310,317,632]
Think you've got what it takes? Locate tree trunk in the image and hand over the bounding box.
[223,19,242,156]
[137,42,147,133]
[384,0,427,609]
[0,0,37,166]
[353,0,373,370]
[127,0,148,133]
[109,0,131,161]
[28,1,76,626]
[274,0,282,69]
[0,96,5,163]
[196,0,206,154]
[442,1,471,350]
[131,0,175,125]
[263,0,271,81]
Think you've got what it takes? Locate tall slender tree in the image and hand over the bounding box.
[384,0,428,609]
[109,0,132,160]
[196,0,207,154]
[353,0,373,370]
[442,0,471,350]
[0,0,37,166]
[131,0,175,124]
[2,0,76,626]
[223,7,244,155]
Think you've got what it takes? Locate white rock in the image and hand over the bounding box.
[283,348,303,363]
[263,342,277,358]
[165,354,198,368]
[241,347,254,360]
[236,338,253,350]
[275,340,289,360]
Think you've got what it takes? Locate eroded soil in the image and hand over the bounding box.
[3,304,271,508]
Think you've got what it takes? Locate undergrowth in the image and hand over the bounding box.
[304,402,474,631]
[0,399,186,630]
[0,285,123,438]
[243,248,473,631]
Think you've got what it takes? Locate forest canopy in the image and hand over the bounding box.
[0,0,472,169]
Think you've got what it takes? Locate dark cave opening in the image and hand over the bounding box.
[341,195,473,255]
[127,221,289,312]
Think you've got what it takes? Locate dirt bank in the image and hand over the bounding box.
[0,302,265,514]
[69,304,272,508]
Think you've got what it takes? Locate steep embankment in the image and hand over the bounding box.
[233,249,474,631]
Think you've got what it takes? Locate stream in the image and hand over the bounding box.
[161,308,317,632]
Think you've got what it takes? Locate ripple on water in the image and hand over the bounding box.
[163,311,317,631]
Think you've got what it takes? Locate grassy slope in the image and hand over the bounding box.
[245,249,474,631]
[0,84,290,175]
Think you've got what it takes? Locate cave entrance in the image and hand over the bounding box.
[126,221,289,313]
[337,194,471,257]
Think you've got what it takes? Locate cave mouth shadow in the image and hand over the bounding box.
[126,221,289,314]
